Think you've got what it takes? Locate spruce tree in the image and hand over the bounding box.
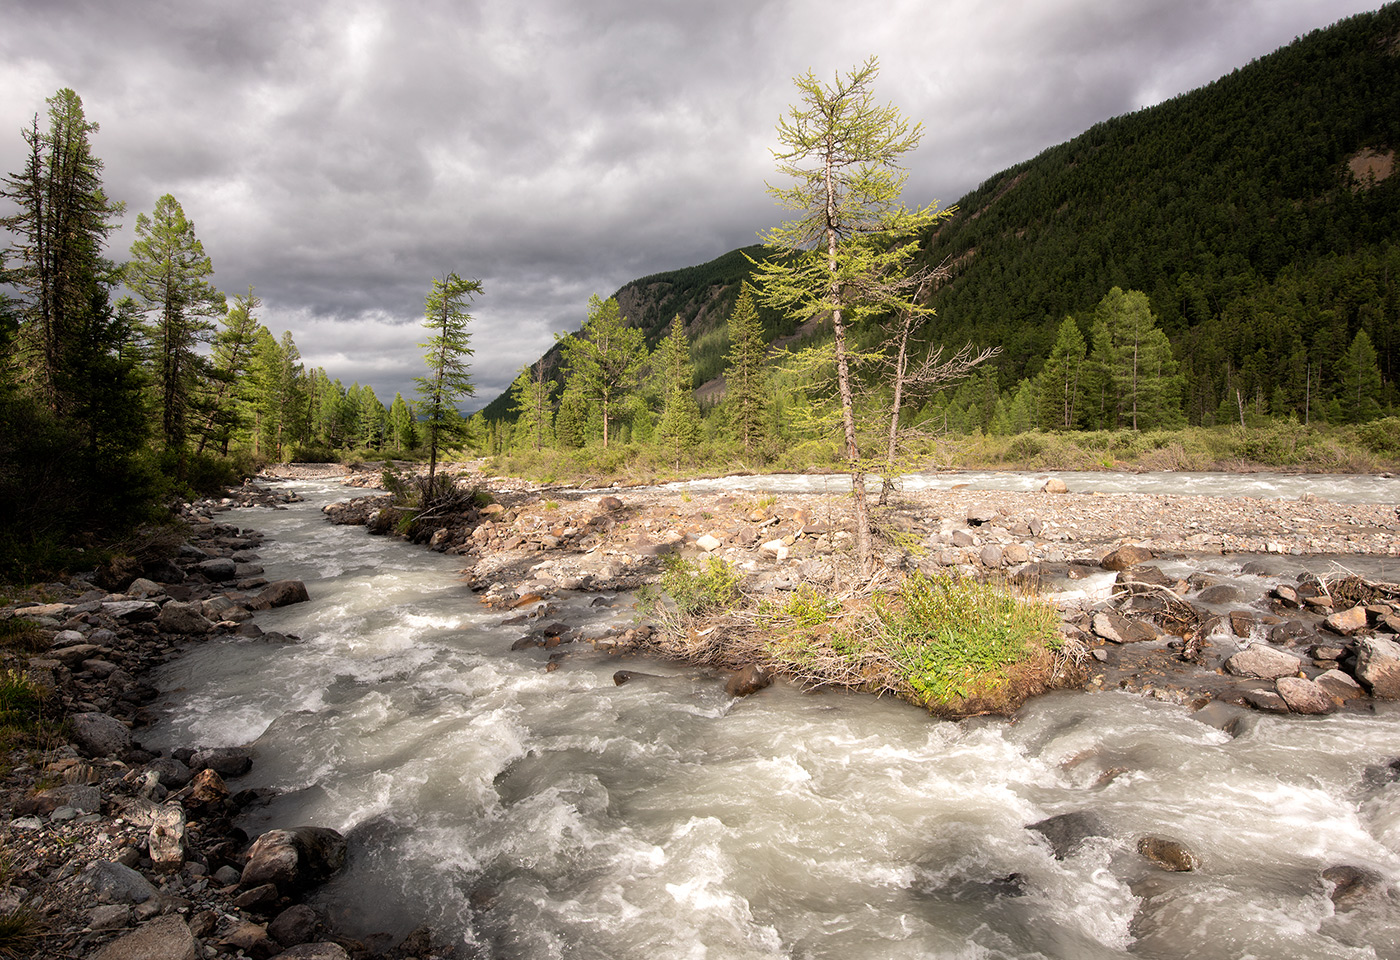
[415,273,480,491]
[655,315,702,469]
[198,287,260,454]
[510,359,555,452]
[724,282,768,453]
[558,295,647,449]
[1339,328,1384,423]
[1037,316,1087,430]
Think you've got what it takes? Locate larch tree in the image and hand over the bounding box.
[415,272,480,492]
[724,282,769,454]
[655,314,702,469]
[126,193,226,463]
[559,295,647,449]
[751,57,945,573]
[510,358,555,452]
[198,287,260,455]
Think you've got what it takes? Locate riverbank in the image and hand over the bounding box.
[319,463,1400,717]
[0,484,452,960]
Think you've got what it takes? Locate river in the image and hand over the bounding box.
[148,476,1400,959]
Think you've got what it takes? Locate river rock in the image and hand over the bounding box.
[1324,605,1370,636]
[102,600,161,622]
[146,757,193,789]
[1241,688,1290,712]
[1314,669,1365,700]
[272,945,351,960]
[195,557,238,581]
[1353,636,1400,698]
[1028,811,1106,859]
[726,664,773,697]
[1091,611,1154,644]
[148,803,187,871]
[1041,478,1068,494]
[70,712,132,757]
[158,601,213,635]
[126,577,166,599]
[1322,865,1390,911]
[1224,644,1301,680]
[240,826,348,894]
[1196,584,1243,604]
[695,534,722,552]
[91,916,196,960]
[979,544,1005,567]
[83,860,160,904]
[221,920,279,957]
[1101,545,1153,570]
[268,904,320,947]
[190,746,253,776]
[1137,836,1199,871]
[185,767,230,806]
[259,580,310,608]
[1275,676,1336,715]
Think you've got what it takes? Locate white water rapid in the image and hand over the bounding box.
[148,478,1400,959]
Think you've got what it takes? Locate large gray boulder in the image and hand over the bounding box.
[195,557,237,581]
[91,916,196,960]
[157,601,213,635]
[70,712,133,757]
[82,860,159,904]
[1275,676,1336,715]
[240,826,348,894]
[1354,636,1400,698]
[258,580,310,608]
[1224,644,1301,680]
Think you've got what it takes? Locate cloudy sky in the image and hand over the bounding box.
[1,0,1383,409]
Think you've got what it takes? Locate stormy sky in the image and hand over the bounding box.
[1,0,1382,410]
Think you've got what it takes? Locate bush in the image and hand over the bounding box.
[659,554,742,618]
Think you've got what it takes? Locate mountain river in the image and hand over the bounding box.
[147,475,1400,959]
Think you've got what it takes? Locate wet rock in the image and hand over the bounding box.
[1137,836,1200,871]
[1027,811,1106,859]
[1314,669,1365,700]
[1322,865,1390,912]
[191,746,253,777]
[1324,605,1370,636]
[147,757,193,789]
[70,711,133,757]
[91,916,196,960]
[259,580,310,608]
[271,945,351,960]
[103,600,161,623]
[1275,677,1336,715]
[1091,611,1154,644]
[241,826,348,894]
[1354,636,1400,698]
[1240,688,1290,713]
[195,557,238,581]
[268,904,320,947]
[1272,584,1302,608]
[222,919,281,957]
[157,601,213,635]
[1101,545,1153,571]
[83,860,160,904]
[1190,701,1250,733]
[1224,645,1301,681]
[726,664,774,697]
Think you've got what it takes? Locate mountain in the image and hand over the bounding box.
[484,4,1399,423]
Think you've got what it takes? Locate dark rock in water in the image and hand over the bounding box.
[196,557,238,581]
[1028,811,1106,860]
[1137,836,1200,871]
[1314,669,1364,700]
[1275,676,1336,715]
[241,826,348,895]
[1240,688,1290,713]
[70,712,133,757]
[1191,701,1251,734]
[726,664,774,697]
[1195,584,1243,604]
[1362,757,1400,787]
[191,746,253,777]
[258,579,310,608]
[158,600,214,635]
[146,757,193,789]
[1322,864,1390,911]
[269,904,320,947]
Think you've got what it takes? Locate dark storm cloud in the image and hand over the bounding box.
[1,0,1383,408]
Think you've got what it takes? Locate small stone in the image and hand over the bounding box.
[1275,676,1336,715]
[695,534,722,552]
[1323,605,1370,636]
[1101,545,1153,571]
[1137,836,1200,871]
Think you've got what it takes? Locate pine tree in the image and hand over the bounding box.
[554,384,588,449]
[415,273,480,490]
[724,282,768,453]
[126,193,226,460]
[510,359,555,452]
[655,315,702,468]
[559,295,647,449]
[1088,287,1183,430]
[197,287,260,454]
[1339,328,1384,423]
[751,57,946,573]
[1037,316,1087,430]
[389,392,417,455]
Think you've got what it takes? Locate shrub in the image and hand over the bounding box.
[659,555,742,618]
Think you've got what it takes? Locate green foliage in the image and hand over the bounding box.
[658,554,742,618]
[724,282,769,452]
[655,315,702,467]
[416,272,480,485]
[758,585,843,629]
[0,906,40,959]
[0,668,45,730]
[559,295,648,449]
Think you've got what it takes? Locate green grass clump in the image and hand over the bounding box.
[759,585,843,629]
[874,572,1061,705]
[0,669,46,730]
[0,619,47,655]
[0,908,40,959]
[658,555,742,618]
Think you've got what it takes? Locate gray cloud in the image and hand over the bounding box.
[0,0,1382,408]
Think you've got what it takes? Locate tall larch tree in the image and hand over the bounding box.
[126,193,226,464]
[416,273,480,492]
[751,57,945,573]
[559,295,647,449]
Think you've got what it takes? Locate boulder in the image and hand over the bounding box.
[1324,605,1370,636]
[268,904,320,947]
[1275,677,1336,715]
[1195,584,1243,605]
[220,920,280,958]
[102,600,161,623]
[157,601,213,635]
[979,544,1005,568]
[1137,836,1199,872]
[1314,669,1365,700]
[1101,545,1153,571]
[126,577,166,599]
[186,767,230,806]
[240,826,348,894]
[598,495,624,512]
[195,557,238,581]
[1322,865,1390,912]
[1028,811,1106,860]
[1041,477,1069,494]
[190,746,253,777]
[1091,611,1154,644]
[1224,645,1301,681]
[695,534,722,552]
[83,860,160,904]
[70,712,133,757]
[1003,543,1031,564]
[1354,636,1400,698]
[1240,688,1290,713]
[725,664,774,697]
[90,916,196,960]
[271,945,351,960]
[148,803,187,872]
[258,580,310,608]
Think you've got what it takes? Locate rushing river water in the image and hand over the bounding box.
[148,477,1400,959]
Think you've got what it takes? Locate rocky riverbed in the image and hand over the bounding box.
[0,482,453,960]
[320,466,1400,717]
